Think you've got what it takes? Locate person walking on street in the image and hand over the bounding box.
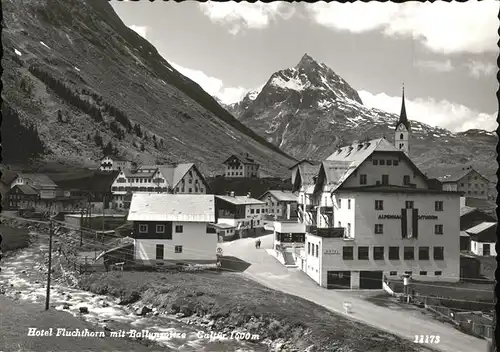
[257,239,261,249]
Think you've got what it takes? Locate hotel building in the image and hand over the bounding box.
[292,88,461,289]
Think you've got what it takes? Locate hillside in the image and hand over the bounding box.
[225,54,498,180]
[2,0,296,177]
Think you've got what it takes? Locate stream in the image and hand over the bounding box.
[0,231,268,352]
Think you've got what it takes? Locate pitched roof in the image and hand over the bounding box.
[18,174,58,189]
[216,195,265,205]
[466,222,497,243]
[127,194,215,222]
[460,206,477,217]
[55,171,119,192]
[296,163,322,194]
[122,169,155,178]
[321,138,414,193]
[158,163,197,188]
[260,190,298,202]
[12,184,38,195]
[223,154,259,165]
[437,167,489,183]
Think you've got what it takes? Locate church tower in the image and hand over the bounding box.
[395,85,410,156]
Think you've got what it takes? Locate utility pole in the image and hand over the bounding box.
[102,194,105,233]
[80,208,84,246]
[45,218,53,311]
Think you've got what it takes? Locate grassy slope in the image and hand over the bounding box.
[79,271,434,352]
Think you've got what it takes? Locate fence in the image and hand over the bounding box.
[423,296,493,339]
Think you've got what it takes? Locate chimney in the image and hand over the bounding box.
[247,192,251,198]
[230,191,235,197]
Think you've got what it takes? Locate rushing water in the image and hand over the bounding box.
[0,232,267,352]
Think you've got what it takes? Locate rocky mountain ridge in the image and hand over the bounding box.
[2,0,296,177]
[224,54,497,179]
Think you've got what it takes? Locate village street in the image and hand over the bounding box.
[221,234,489,352]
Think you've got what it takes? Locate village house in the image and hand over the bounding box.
[438,166,491,200]
[99,156,132,172]
[258,190,298,219]
[277,88,462,290]
[8,173,86,214]
[215,192,266,237]
[222,153,260,178]
[1,169,20,210]
[465,222,497,257]
[289,160,318,186]
[127,193,218,266]
[207,223,237,242]
[460,203,495,231]
[110,163,210,209]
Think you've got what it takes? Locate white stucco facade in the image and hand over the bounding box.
[304,191,461,288]
[134,222,217,263]
[470,241,497,257]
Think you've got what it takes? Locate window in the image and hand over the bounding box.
[175,225,183,233]
[342,246,353,260]
[435,271,442,276]
[390,271,397,276]
[308,242,311,255]
[315,244,319,258]
[404,271,412,276]
[405,201,414,209]
[256,209,260,214]
[382,175,389,185]
[337,199,341,208]
[156,244,164,260]
[418,247,429,260]
[433,247,444,260]
[360,174,367,185]
[400,133,404,139]
[387,160,392,166]
[435,201,443,211]
[139,224,148,233]
[347,199,351,209]
[419,271,427,276]
[393,160,399,166]
[403,247,414,260]
[373,247,384,260]
[375,200,383,210]
[403,175,410,185]
[378,159,385,166]
[175,245,183,253]
[189,188,192,193]
[347,223,351,237]
[374,224,383,234]
[484,244,491,256]
[250,209,255,214]
[156,224,165,233]
[373,159,378,165]
[435,225,443,235]
[358,246,369,260]
[389,247,399,260]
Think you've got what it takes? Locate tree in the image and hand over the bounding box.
[94,131,103,147]
[57,110,63,123]
[103,141,114,156]
[140,143,145,152]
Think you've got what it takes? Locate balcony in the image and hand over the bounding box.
[310,227,345,238]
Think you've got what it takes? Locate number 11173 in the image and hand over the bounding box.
[414,335,440,344]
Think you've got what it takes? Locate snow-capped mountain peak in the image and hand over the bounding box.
[223,53,496,178]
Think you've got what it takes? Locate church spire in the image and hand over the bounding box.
[397,83,410,131]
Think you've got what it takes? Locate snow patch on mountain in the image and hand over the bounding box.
[40,41,50,49]
[14,48,22,56]
[270,74,309,91]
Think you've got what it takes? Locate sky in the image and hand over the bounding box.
[111,1,498,133]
